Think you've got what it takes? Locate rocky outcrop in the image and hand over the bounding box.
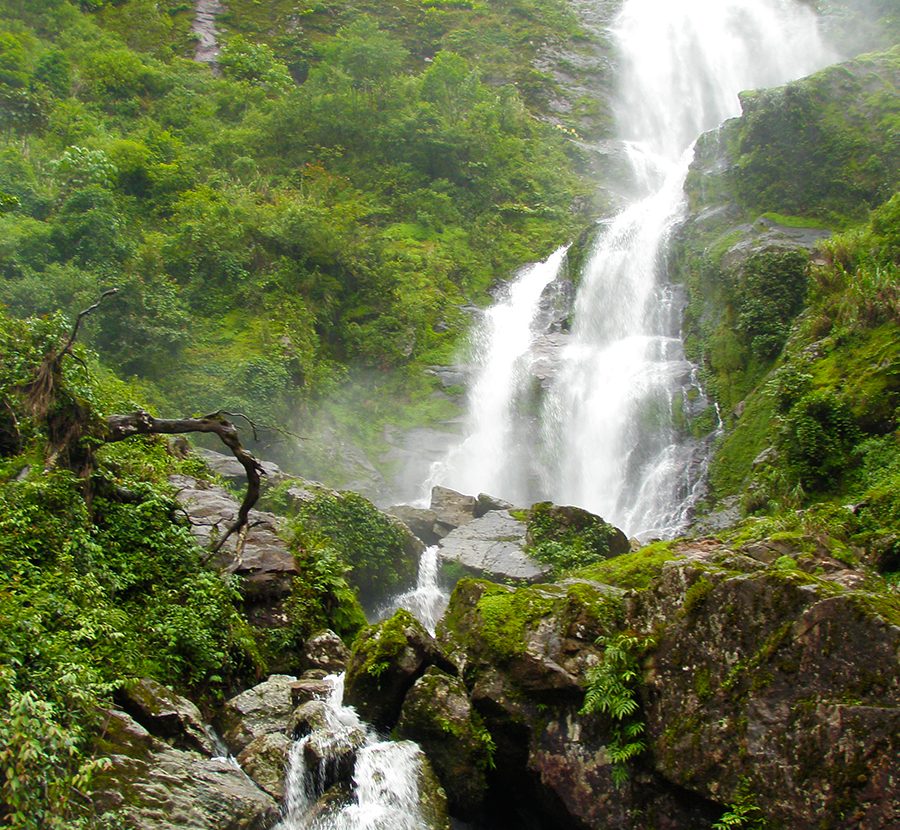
[236,732,292,801]
[116,678,215,756]
[218,674,298,755]
[429,540,900,829]
[169,475,296,613]
[396,667,490,819]
[300,629,350,674]
[343,610,455,731]
[93,709,279,830]
[430,485,478,537]
[388,504,442,546]
[437,510,550,584]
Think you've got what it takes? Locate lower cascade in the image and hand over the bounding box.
[278,674,437,830]
[378,545,447,635]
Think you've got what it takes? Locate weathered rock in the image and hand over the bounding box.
[474,492,515,518]
[525,502,630,560]
[301,630,350,674]
[289,699,367,790]
[290,676,334,707]
[344,610,455,731]
[439,541,900,829]
[388,504,442,546]
[640,554,900,829]
[438,510,550,584]
[219,674,296,754]
[169,475,297,607]
[396,667,489,819]
[93,709,279,830]
[236,732,292,800]
[196,448,284,485]
[429,485,478,537]
[413,749,452,830]
[116,678,214,756]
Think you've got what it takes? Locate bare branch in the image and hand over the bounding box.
[105,411,266,551]
[60,288,119,359]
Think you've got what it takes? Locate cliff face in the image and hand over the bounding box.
[347,539,898,829]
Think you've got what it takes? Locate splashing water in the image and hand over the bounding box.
[427,0,834,538]
[379,545,447,635]
[278,675,434,830]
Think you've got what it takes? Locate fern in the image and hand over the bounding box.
[580,632,654,787]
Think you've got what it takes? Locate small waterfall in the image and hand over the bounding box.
[278,675,434,830]
[426,0,834,538]
[379,546,447,635]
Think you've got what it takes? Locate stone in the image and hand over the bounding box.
[168,476,297,606]
[525,502,630,559]
[344,610,455,731]
[116,678,215,756]
[396,668,489,819]
[438,510,550,583]
[300,630,350,674]
[195,448,284,485]
[290,676,334,707]
[429,485,478,537]
[236,732,292,800]
[289,699,367,789]
[388,504,442,546]
[219,674,297,754]
[474,492,515,518]
[93,709,279,830]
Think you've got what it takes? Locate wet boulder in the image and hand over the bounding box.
[396,667,490,819]
[93,709,279,830]
[300,629,350,674]
[437,510,550,584]
[344,610,455,731]
[116,678,215,756]
[289,699,367,791]
[430,485,478,537]
[236,732,292,800]
[388,504,442,546]
[218,674,297,754]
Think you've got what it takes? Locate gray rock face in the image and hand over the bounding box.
[219,674,297,755]
[117,678,215,756]
[438,510,550,583]
[94,709,279,830]
[474,492,515,518]
[196,448,284,485]
[388,504,442,546]
[430,486,478,536]
[301,630,350,674]
[236,732,292,800]
[169,476,297,606]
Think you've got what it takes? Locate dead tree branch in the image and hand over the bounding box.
[105,410,266,552]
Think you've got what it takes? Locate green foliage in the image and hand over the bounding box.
[580,632,655,788]
[525,502,626,574]
[290,490,416,607]
[713,781,768,829]
[573,542,682,591]
[735,250,808,359]
[349,609,418,679]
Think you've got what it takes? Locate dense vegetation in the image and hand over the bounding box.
[0,0,587,484]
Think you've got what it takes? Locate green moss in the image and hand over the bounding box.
[350,609,420,678]
[573,541,682,591]
[474,584,557,660]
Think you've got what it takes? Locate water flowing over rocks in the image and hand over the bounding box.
[193,0,223,65]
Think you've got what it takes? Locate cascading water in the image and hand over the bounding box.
[379,545,447,635]
[427,0,834,538]
[277,674,435,830]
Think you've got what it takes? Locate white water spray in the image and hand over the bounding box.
[278,675,435,830]
[380,545,447,635]
[428,0,834,537]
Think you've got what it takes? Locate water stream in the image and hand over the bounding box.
[426,0,834,539]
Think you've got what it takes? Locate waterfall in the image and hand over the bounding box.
[427,0,834,538]
[277,675,434,830]
[379,545,447,635]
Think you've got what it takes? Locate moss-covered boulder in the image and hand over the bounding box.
[525,502,630,573]
[343,610,455,731]
[436,539,900,829]
[395,667,491,819]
